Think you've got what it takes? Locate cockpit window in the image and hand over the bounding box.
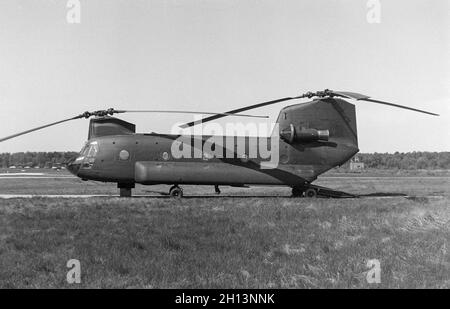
[80,145,88,156]
[87,144,98,157]
[81,143,99,158]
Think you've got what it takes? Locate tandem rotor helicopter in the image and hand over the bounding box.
[0,89,438,198]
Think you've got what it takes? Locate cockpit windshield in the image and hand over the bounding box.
[80,145,88,156]
[80,142,99,158]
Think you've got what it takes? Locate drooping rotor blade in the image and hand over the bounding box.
[179,96,302,128]
[179,89,439,128]
[0,116,82,143]
[117,110,268,118]
[0,107,269,143]
[356,98,439,116]
[0,109,119,143]
[330,91,439,116]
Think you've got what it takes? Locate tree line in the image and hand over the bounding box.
[0,151,449,169]
[348,152,450,170]
[0,152,78,168]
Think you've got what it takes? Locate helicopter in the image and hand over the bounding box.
[0,89,438,198]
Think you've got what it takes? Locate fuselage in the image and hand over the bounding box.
[67,132,358,187]
[67,98,360,188]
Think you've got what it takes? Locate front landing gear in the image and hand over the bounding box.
[118,183,135,197]
[169,185,183,198]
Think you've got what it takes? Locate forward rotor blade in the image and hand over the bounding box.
[179,96,300,128]
[0,116,80,143]
[0,108,268,143]
[119,110,268,118]
[358,98,439,116]
[331,91,370,100]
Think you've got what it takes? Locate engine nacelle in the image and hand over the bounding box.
[280,124,329,144]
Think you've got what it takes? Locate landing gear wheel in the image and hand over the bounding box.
[169,185,183,198]
[118,183,134,197]
[291,186,305,197]
[305,188,318,198]
[119,187,132,197]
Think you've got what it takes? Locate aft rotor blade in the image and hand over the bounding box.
[0,116,80,143]
[331,91,439,116]
[358,98,439,116]
[119,110,268,118]
[179,96,301,128]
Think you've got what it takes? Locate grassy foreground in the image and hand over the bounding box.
[0,196,448,288]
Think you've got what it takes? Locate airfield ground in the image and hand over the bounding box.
[0,170,448,288]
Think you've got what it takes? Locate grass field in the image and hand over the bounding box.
[0,172,449,288]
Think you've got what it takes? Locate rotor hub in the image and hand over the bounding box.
[78,108,120,119]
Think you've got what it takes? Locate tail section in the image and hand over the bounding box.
[276,98,359,179]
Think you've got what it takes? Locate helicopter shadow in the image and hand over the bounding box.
[359,192,408,197]
[139,191,289,199]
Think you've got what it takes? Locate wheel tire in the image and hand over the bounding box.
[305,188,318,198]
[119,187,132,197]
[169,186,183,198]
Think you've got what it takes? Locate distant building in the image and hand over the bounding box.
[350,156,365,171]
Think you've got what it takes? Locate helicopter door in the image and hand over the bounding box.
[110,139,136,180]
[112,139,136,166]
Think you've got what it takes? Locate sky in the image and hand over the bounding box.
[0,0,449,153]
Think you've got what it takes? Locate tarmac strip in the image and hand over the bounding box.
[0,176,77,179]
[0,194,110,199]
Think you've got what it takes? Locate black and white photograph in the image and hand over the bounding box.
[0,0,449,294]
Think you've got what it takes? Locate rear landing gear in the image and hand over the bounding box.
[169,185,183,198]
[292,184,357,198]
[291,186,305,197]
[305,188,318,198]
[291,185,318,198]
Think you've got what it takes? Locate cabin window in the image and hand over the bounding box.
[119,150,130,161]
[162,152,170,161]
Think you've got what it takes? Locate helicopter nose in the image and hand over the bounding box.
[66,156,81,176]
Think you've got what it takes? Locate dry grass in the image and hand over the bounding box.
[0,193,449,288]
[0,172,448,288]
